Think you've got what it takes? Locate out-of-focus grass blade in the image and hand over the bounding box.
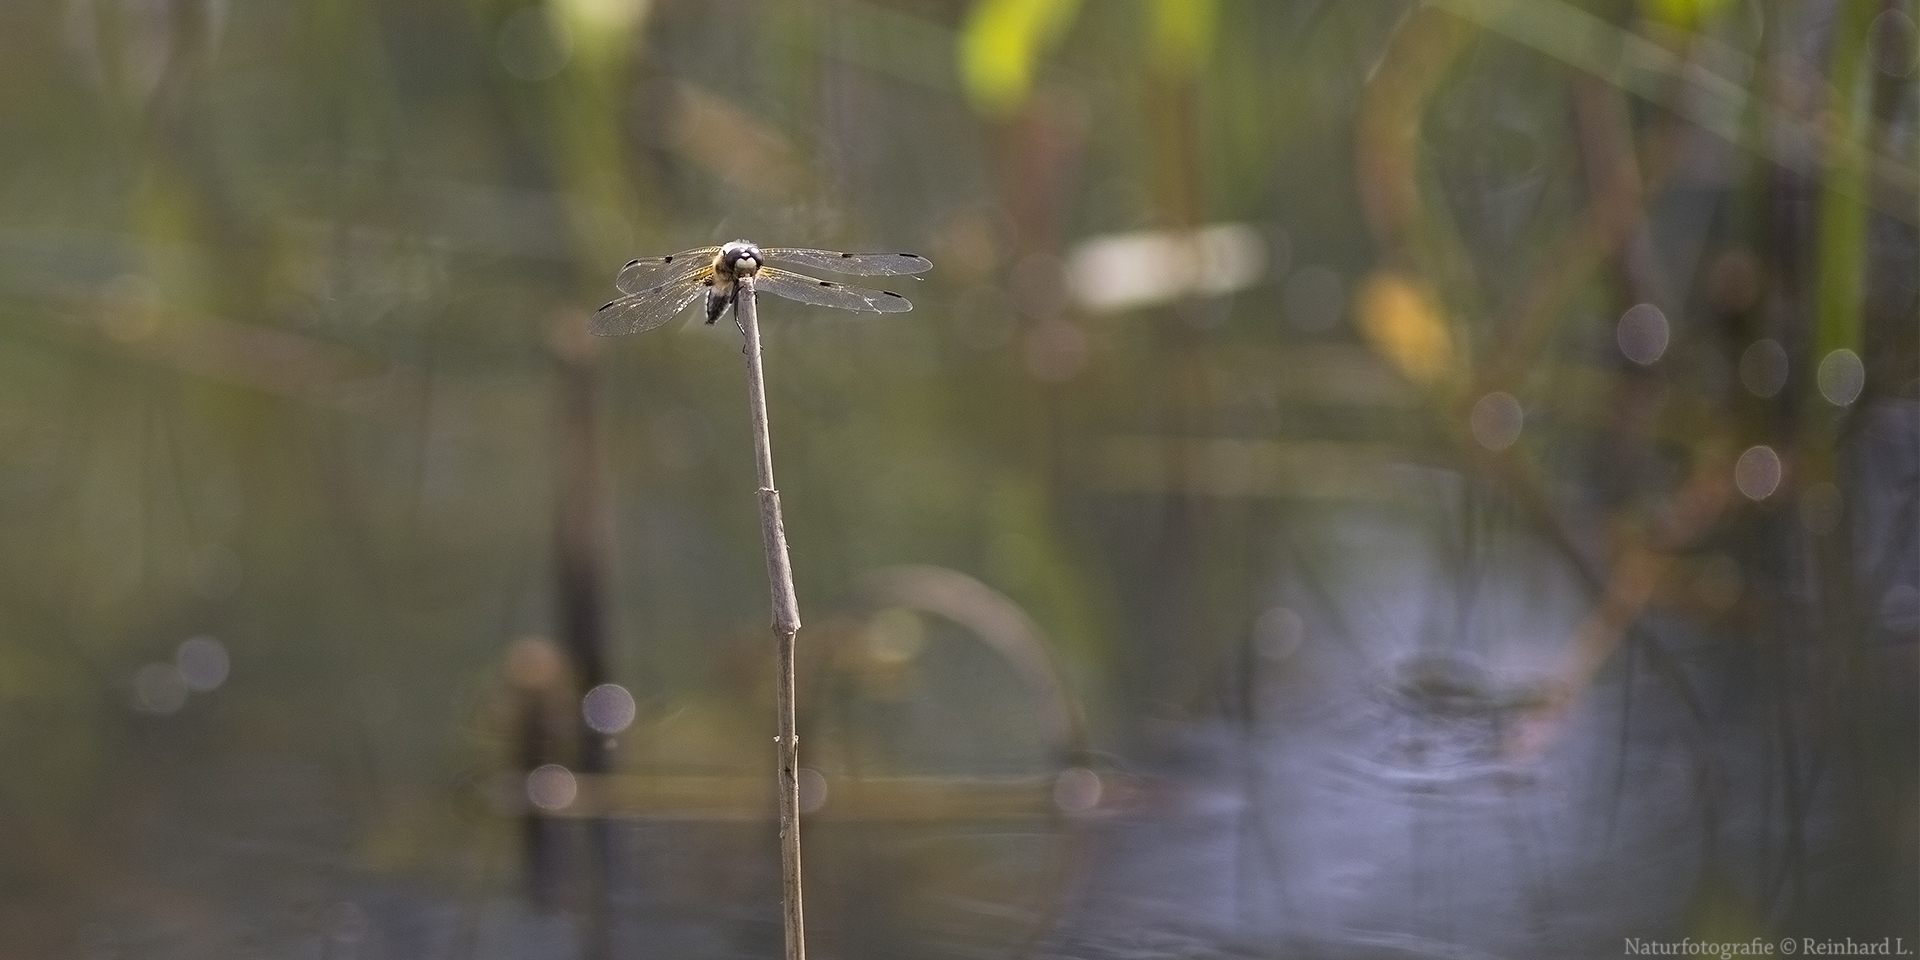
[959,0,1082,115]
[1811,0,1876,406]
[1433,0,1916,226]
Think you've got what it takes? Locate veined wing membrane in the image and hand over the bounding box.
[761,249,931,277]
[615,247,718,295]
[754,268,912,313]
[592,274,710,336]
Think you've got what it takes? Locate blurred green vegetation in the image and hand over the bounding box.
[0,0,1913,956]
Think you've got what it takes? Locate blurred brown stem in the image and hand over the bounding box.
[551,317,614,958]
[1482,73,1670,391]
[1507,446,1734,756]
[736,276,806,960]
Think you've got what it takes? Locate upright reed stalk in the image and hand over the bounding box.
[735,276,806,960]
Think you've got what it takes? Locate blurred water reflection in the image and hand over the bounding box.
[1042,479,1705,959]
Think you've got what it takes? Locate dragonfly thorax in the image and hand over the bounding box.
[716,240,763,278]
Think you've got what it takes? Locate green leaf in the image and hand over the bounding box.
[958,0,1082,115]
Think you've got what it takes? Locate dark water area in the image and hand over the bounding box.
[71,444,1916,960]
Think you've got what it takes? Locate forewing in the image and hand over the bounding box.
[761,248,932,277]
[754,268,913,314]
[614,247,717,295]
[591,274,710,336]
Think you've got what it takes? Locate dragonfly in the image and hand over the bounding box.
[591,240,932,337]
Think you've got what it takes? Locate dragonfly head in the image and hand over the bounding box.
[718,240,762,278]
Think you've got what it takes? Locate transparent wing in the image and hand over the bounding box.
[591,273,711,336]
[754,268,913,313]
[760,248,932,277]
[614,247,718,295]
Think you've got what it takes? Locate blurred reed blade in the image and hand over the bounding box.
[959,0,1083,114]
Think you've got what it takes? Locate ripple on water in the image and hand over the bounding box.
[1317,651,1550,795]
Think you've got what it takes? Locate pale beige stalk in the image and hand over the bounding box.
[735,276,806,960]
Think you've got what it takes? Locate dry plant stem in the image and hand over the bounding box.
[736,277,806,960]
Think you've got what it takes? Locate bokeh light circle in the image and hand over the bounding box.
[1739,339,1788,397]
[133,663,188,715]
[1816,349,1864,406]
[582,683,636,735]
[798,768,828,814]
[1734,445,1783,501]
[1470,392,1524,451]
[175,636,230,692]
[1615,303,1669,365]
[526,764,578,811]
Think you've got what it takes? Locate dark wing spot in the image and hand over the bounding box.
[883,291,905,299]
[597,300,617,310]
[663,255,675,263]
[622,259,640,267]
[818,280,838,288]
[839,252,854,259]
[900,253,924,259]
